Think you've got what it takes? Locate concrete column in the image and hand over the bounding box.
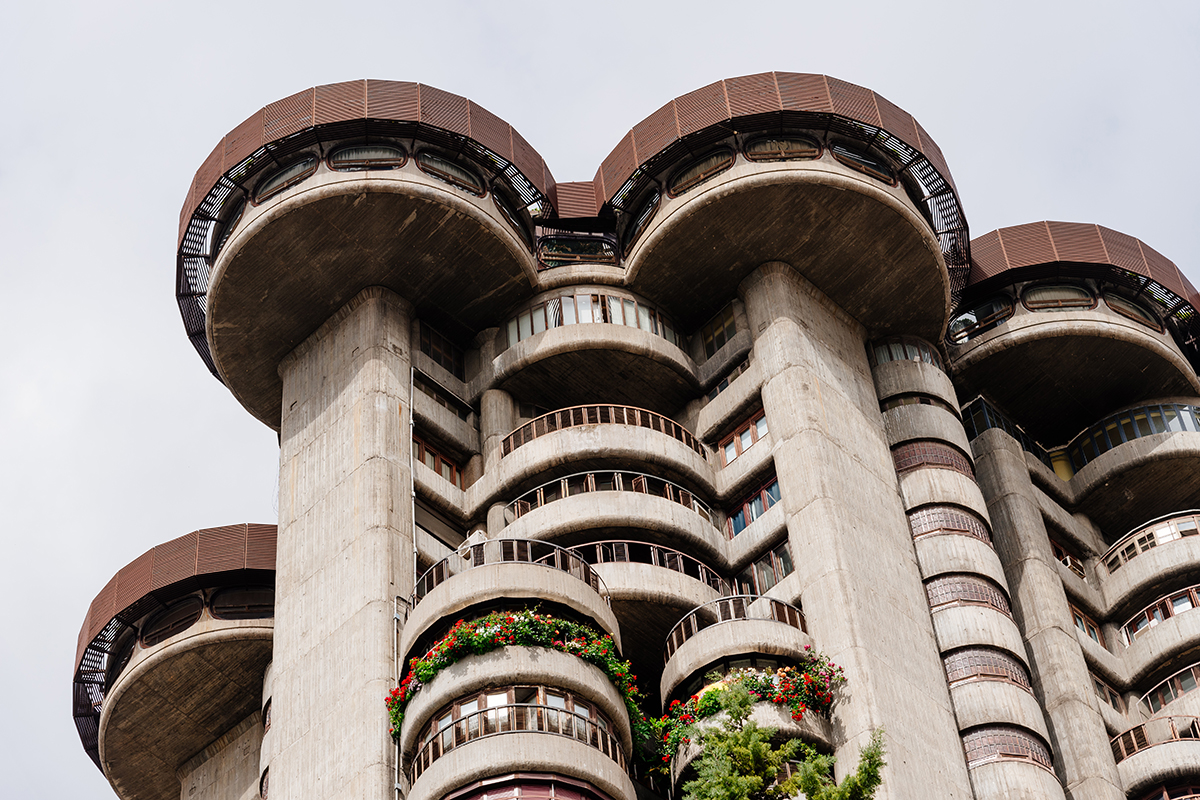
[739,262,974,800]
[972,429,1124,800]
[480,388,515,468]
[271,287,415,800]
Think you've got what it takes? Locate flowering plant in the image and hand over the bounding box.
[386,609,652,745]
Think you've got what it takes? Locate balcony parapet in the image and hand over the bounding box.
[664,596,805,664]
[502,405,706,460]
[414,539,609,607]
[1104,511,1200,575]
[569,540,730,596]
[1112,716,1200,764]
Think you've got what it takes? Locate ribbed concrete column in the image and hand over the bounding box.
[972,429,1123,800]
[739,262,974,800]
[480,388,515,469]
[272,287,415,800]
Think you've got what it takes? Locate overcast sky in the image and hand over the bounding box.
[1,2,1197,798]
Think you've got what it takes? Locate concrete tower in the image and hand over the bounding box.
[73,74,1200,800]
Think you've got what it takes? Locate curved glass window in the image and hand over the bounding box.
[1141,662,1200,714]
[254,157,318,203]
[668,150,734,197]
[417,152,485,196]
[329,144,406,171]
[744,135,821,162]
[1023,284,1094,311]
[141,596,204,647]
[492,191,532,248]
[625,189,660,253]
[210,586,275,620]
[1105,293,1163,330]
[869,336,943,370]
[506,291,680,349]
[830,144,896,184]
[948,296,1014,344]
[1066,403,1200,472]
[538,237,617,269]
[962,726,1053,771]
[944,647,1031,690]
[926,574,1011,616]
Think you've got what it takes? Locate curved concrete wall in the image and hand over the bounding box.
[883,403,973,454]
[968,759,1066,800]
[899,468,991,521]
[660,619,813,701]
[872,358,959,410]
[590,561,722,609]
[915,533,1009,591]
[1116,739,1200,798]
[1101,536,1200,616]
[931,605,1027,656]
[950,681,1050,738]
[1125,611,1200,686]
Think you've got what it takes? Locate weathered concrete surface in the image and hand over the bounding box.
[177,713,263,800]
[968,760,1067,800]
[871,357,960,410]
[660,617,814,702]
[270,288,414,800]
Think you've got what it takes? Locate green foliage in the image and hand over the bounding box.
[681,686,885,800]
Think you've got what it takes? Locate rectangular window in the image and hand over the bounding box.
[735,541,795,595]
[728,477,781,537]
[419,321,466,380]
[413,435,464,489]
[719,409,769,466]
[1050,539,1086,581]
[706,359,750,402]
[700,304,737,359]
[414,372,472,421]
[1069,603,1104,647]
[1092,674,1123,712]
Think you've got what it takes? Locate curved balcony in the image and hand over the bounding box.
[503,405,705,460]
[1103,511,1200,574]
[606,73,964,344]
[569,541,730,597]
[660,596,809,701]
[1112,717,1200,799]
[401,544,621,666]
[500,470,725,561]
[494,290,698,413]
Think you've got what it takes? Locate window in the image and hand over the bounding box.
[868,336,944,371]
[1106,513,1200,573]
[1067,404,1200,472]
[675,656,791,704]
[1092,674,1123,712]
[419,322,465,380]
[944,647,1031,690]
[537,236,617,269]
[624,189,660,253]
[1022,283,1094,310]
[907,505,992,545]
[706,360,750,402]
[925,575,1011,616]
[948,297,1014,344]
[1050,540,1086,580]
[727,477,781,537]
[1122,584,1200,645]
[141,596,205,647]
[254,156,318,203]
[413,435,463,489]
[1069,603,1104,647]
[892,441,974,478]
[1142,663,1200,714]
[744,135,821,162]
[210,586,274,620]
[830,144,895,184]
[417,152,485,196]
[734,541,794,595]
[700,304,737,359]
[414,372,471,422]
[720,410,768,466]
[880,393,957,416]
[961,726,1053,771]
[668,149,734,196]
[1104,292,1163,330]
[328,144,406,171]
[505,292,680,349]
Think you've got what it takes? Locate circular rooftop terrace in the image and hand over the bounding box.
[177,74,968,398]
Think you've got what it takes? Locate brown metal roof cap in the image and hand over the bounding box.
[591,71,960,206]
[178,80,555,247]
[74,523,277,667]
[968,221,1200,307]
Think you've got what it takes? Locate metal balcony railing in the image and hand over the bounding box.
[1103,510,1200,574]
[501,405,706,460]
[1111,716,1200,763]
[664,595,805,664]
[568,540,731,596]
[413,539,609,606]
[504,469,720,532]
[410,703,625,780]
[1065,403,1200,472]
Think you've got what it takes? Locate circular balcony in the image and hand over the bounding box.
[1112,717,1200,798]
[1101,512,1200,607]
[402,649,635,800]
[600,73,964,342]
[953,222,1200,446]
[401,539,621,665]
[178,81,551,428]
[72,524,276,800]
[500,470,727,563]
[496,406,712,499]
[660,596,810,701]
[1066,404,1200,534]
[493,288,698,413]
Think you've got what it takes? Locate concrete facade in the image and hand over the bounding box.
[74,73,1200,800]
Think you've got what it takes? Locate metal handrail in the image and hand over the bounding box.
[504,469,720,531]
[410,703,625,780]
[1064,403,1200,472]
[1103,510,1200,574]
[501,405,707,460]
[663,595,805,664]
[1138,662,1200,714]
[568,540,731,596]
[1110,716,1200,763]
[413,539,610,606]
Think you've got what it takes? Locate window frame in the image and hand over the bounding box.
[327,143,408,172]
[743,134,822,162]
[734,540,795,595]
[667,148,735,197]
[727,476,781,538]
[1020,283,1096,312]
[416,151,486,197]
[253,156,319,204]
[700,304,737,359]
[1069,603,1105,647]
[419,321,466,380]
[948,296,1015,344]
[1103,292,1164,331]
[720,409,769,467]
[413,434,464,489]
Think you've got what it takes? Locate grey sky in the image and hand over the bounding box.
[1,2,1196,797]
